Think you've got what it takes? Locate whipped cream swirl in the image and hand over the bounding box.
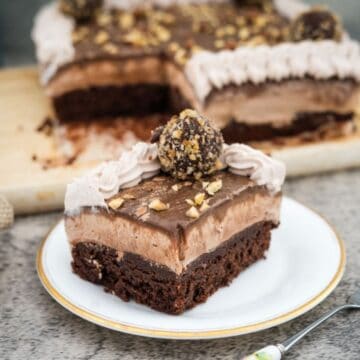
[32,3,75,84]
[185,39,360,102]
[65,142,160,214]
[222,144,286,194]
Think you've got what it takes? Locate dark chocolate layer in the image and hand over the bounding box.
[221,111,354,143]
[101,171,258,240]
[53,84,170,121]
[70,3,289,69]
[71,220,275,314]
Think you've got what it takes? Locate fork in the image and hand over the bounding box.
[242,288,360,359]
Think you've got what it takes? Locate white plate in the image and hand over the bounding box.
[37,197,345,340]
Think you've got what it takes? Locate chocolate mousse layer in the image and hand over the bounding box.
[71,220,274,314]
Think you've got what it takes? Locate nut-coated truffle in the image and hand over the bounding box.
[156,109,224,180]
[290,7,342,42]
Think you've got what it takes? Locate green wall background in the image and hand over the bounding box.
[0,0,359,67]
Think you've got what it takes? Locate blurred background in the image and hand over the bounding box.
[0,0,359,68]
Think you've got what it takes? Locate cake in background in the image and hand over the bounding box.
[65,109,285,314]
[32,0,360,148]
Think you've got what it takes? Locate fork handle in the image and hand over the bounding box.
[242,304,356,359]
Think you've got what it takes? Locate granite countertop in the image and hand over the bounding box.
[1,169,360,360]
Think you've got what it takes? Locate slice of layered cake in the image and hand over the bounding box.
[33,0,360,145]
[65,109,285,314]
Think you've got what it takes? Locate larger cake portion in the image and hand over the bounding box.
[64,109,285,314]
[33,0,360,145]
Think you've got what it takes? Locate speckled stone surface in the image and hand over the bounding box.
[1,170,360,360]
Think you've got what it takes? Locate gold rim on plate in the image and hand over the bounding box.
[36,200,346,339]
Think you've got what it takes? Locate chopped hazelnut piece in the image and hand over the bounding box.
[215,39,225,49]
[123,194,136,200]
[118,13,134,30]
[97,13,112,27]
[185,199,195,206]
[206,180,223,196]
[149,199,169,211]
[202,181,210,189]
[108,197,124,210]
[194,193,205,206]
[171,184,181,192]
[200,200,210,212]
[103,43,119,54]
[94,30,109,45]
[186,206,200,219]
[72,26,89,43]
[168,42,180,52]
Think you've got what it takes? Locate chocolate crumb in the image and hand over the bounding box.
[36,117,55,136]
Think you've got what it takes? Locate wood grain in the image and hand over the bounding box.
[0,67,359,214]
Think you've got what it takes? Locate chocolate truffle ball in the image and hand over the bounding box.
[156,109,224,180]
[290,7,343,42]
[59,0,103,21]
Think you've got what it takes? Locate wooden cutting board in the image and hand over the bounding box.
[1,66,360,215]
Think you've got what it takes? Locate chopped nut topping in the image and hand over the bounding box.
[151,23,171,42]
[214,39,225,49]
[206,179,223,196]
[246,35,266,46]
[168,42,180,52]
[186,206,200,219]
[118,13,134,30]
[194,192,205,206]
[185,199,195,206]
[123,194,136,200]
[103,43,119,54]
[72,26,89,43]
[96,12,112,27]
[215,158,225,170]
[153,11,175,25]
[238,28,250,40]
[149,199,169,211]
[174,48,187,65]
[108,197,124,210]
[94,30,109,45]
[123,29,149,47]
[171,184,181,192]
[200,199,210,212]
[202,181,210,189]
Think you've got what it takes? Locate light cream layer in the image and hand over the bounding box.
[198,80,360,128]
[47,59,360,129]
[46,57,167,97]
[65,190,281,274]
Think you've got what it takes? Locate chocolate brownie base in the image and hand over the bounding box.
[54,84,170,121]
[221,112,354,143]
[71,220,275,314]
[53,84,190,122]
